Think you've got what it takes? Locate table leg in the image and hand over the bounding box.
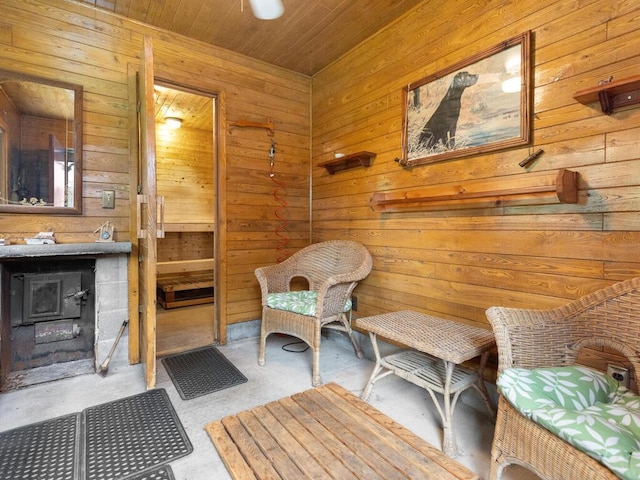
[360,332,393,401]
[441,360,458,457]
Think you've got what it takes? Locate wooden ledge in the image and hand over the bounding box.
[370,169,579,212]
[0,242,132,259]
[318,151,376,174]
[574,75,640,114]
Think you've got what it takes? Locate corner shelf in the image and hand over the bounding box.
[370,169,579,212]
[318,151,376,174]
[574,75,640,114]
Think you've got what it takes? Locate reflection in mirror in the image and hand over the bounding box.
[0,71,82,214]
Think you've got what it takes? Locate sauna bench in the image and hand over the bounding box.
[157,270,214,309]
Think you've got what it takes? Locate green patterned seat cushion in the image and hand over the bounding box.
[498,366,640,479]
[266,291,352,317]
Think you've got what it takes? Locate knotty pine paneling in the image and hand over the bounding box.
[311,0,640,378]
[0,0,311,341]
[157,232,213,263]
[156,122,215,225]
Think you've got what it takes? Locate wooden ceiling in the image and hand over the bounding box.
[154,84,214,130]
[75,0,425,75]
[0,79,75,121]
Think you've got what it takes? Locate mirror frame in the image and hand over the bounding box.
[0,69,83,215]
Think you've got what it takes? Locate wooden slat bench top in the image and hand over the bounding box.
[157,270,214,308]
[157,271,214,292]
[205,382,477,480]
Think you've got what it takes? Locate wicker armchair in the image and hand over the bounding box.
[486,277,640,480]
[255,240,373,386]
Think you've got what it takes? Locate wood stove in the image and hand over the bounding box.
[5,259,95,377]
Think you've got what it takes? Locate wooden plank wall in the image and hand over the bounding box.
[158,232,213,263]
[311,0,640,371]
[156,122,215,225]
[0,0,310,335]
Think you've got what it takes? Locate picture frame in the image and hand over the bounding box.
[400,31,531,167]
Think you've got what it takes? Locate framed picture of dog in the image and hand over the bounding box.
[400,31,531,167]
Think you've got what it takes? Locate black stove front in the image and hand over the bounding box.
[7,259,95,372]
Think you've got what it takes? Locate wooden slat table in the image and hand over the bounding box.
[205,383,477,480]
[356,310,496,458]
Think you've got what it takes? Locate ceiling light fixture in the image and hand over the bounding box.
[165,117,182,129]
[248,0,284,20]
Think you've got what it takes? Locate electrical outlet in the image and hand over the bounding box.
[102,190,115,209]
[351,295,358,311]
[607,364,630,388]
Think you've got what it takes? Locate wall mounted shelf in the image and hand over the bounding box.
[574,75,640,114]
[370,169,579,212]
[318,151,376,174]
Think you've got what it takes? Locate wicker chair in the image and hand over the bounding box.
[486,276,640,480]
[255,240,373,386]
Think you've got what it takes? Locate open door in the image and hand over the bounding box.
[137,36,158,389]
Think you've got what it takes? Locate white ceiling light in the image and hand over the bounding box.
[165,117,182,129]
[248,0,284,20]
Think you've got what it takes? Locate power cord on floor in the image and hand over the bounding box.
[281,340,309,353]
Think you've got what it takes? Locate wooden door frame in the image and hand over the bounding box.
[151,77,227,345]
[127,63,140,365]
[128,68,229,366]
[127,36,160,390]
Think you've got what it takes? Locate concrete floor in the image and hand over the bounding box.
[0,332,539,480]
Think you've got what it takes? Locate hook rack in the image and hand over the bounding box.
[370,169,579,212]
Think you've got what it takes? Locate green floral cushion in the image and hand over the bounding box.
[498,366,640,479]
[266,291,352,316]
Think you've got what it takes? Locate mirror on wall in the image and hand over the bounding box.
[0,70,83,214]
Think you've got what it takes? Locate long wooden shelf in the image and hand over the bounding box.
[318,151,376,174]
[574,75,640,114]
[164,222,214,232]
[370,169,579,212]
[157,258,215,275]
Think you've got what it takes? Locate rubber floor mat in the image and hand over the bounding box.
[162,346,248,400]
[83,388,192,480]
[126,465,174,480]
[0,412,81,480]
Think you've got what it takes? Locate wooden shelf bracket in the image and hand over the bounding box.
[318,151,376,174]
[370,169,579,212]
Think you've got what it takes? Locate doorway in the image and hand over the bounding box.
[153,82,218,357]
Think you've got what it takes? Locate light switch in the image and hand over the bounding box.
[102,190,115,209]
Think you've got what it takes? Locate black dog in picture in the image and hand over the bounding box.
[418,71,478,150]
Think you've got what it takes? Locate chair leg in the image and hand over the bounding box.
[489,454,506,480]
[258,322,267,366]
[489,398,508,480]
[312,325,322,387]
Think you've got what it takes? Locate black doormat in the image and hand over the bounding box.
[0,412,81,480]
[0,389,191,480]
[83,388,192,480]
[161,346,248,400]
